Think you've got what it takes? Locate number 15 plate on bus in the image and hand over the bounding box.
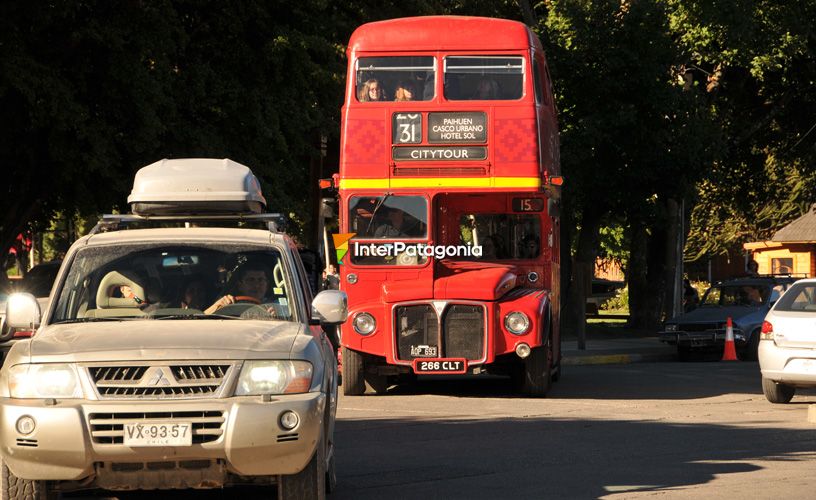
[413,358,467,374]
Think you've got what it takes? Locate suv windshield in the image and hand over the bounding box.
[52,243,295,322]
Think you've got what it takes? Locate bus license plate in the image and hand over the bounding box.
[123,422,192,447]
[413,359,467,374]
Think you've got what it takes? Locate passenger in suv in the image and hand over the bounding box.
[0,159,347,499]
[660,276,796,361]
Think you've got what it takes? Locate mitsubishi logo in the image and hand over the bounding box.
[145,368,172,387]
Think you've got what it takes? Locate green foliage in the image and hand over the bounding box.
[601,286,628,312]
[598,223,628,273]
[671,0,816,259]
[0,0,440,257]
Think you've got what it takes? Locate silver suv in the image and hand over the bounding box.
[0,159,347,499]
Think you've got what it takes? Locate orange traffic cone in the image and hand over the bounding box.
[722,316,738,361]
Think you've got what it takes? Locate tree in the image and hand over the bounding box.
[0,0,435,269]
[674,0,816,263]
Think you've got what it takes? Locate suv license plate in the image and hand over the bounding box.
[413,359,467,374]
[123,422,193,447]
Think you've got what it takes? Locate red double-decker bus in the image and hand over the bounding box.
[334,16,562,396]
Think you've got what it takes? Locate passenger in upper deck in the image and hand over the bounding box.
[473,78,500,100]
[394,81,415,101]
[358,79,385,101]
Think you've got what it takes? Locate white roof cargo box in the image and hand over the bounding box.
[127,158,267,215]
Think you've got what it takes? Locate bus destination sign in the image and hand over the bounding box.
[428,112,487,144]
[392,146,487,161]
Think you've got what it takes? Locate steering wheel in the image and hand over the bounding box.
[233,295,261,304]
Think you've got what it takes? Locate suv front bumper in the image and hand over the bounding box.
[659,329,747,349]
[0,392,325,484]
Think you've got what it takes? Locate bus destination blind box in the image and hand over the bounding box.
[127,158,267,216]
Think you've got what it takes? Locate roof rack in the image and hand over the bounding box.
[89,213,286,236]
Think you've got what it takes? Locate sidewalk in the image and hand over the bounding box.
[561,336,677,366]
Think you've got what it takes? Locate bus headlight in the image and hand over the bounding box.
[504,312,530,335]
[353,312,376,335]
[236,361,313,395]
[8,364,83,399]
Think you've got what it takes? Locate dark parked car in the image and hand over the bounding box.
[659,276,797,360]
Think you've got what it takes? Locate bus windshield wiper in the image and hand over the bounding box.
[365,193,392,236]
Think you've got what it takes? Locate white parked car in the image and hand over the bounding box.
[759,278,816,403]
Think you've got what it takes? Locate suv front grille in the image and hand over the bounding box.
[87,364,232,400]
[395,303,485,362]
[89,411,225,445]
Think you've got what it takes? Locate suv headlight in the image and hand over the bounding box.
[236,360,313,395]
[504,312,530,335]
[8,364,83,399]
[665,324,678,332]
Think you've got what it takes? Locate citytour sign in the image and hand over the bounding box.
[392,146,487,161]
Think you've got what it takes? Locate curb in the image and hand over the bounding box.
[562,351,677,366]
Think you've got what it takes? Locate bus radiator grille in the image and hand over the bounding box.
[442,305,485,360]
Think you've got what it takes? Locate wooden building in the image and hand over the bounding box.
[744,205,816,277]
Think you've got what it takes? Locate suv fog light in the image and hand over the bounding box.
[353,312,376,335]
[515,343,531,359]
[279,410,300,430]
[16,415,36,435]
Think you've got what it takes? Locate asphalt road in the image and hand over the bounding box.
[69,361,816,499]
[332,362,816,499]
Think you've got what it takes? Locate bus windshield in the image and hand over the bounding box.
[348,195,428,239]
[444,56,524,101]
[356,56,435,102]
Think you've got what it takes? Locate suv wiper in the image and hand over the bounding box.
[152,314,240,320]
[51,317,143,324]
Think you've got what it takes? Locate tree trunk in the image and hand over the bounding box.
[662,198,681,321]
[564,208,602,349]
[629,201,677,331]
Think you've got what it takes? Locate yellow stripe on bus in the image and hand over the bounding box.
[339,177,541,190]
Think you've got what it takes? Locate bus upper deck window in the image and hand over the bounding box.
[444,56,524,101]
[356,57,435,102]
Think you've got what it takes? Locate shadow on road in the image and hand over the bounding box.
[375,362,813,401]
[332,414,816,499]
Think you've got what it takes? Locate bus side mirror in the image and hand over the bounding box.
[547,199,560,218]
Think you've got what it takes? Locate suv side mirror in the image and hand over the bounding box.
[5,293,41,329]
[769,289,781,305]
[311,290,348,325]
